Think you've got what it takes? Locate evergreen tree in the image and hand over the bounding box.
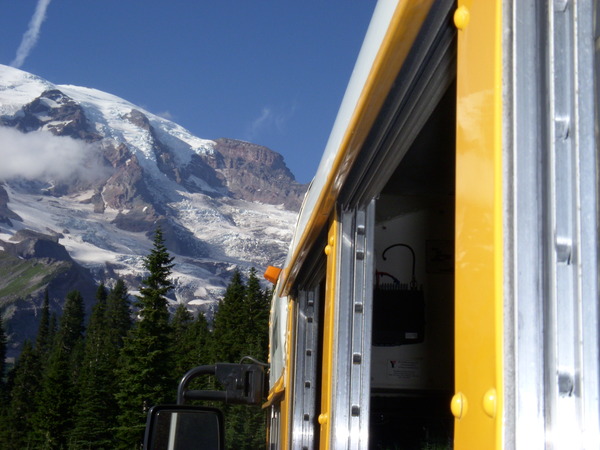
[1,341,42,449]
[105,279,132,349]
[211,269,247,363]
[0,316,6,396]
[32,290,85,449]
[115,228,176,448]
[35,290,51,360]
[170,303,194,378]
[70,284,116,448]
[189,311,212,373]
[244,267,271,361]
[0,293,54,448]
[0,316,8,445]
[47,311,58,349]
[169,305,213,383]
[211,268,271,449]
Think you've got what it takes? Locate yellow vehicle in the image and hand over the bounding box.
[144,1,599,449]
[263,0,600,449]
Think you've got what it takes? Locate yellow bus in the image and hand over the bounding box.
[145,1,600,449]
[262,0,600,448]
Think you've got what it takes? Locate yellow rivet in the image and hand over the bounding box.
[483,388,497,418]
[324,244,332,256]
[451,392,468,419]
[318,413,328,425]
[329,236,335,246]
[454,5,470,30]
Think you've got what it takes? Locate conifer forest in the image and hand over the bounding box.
[0,228,271,449]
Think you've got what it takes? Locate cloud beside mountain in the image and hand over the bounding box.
[0,126,93,181]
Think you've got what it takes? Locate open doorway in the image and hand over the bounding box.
[369,83,456,449]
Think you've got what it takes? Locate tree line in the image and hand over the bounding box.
[0,228,271,449]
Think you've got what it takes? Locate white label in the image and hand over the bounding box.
[387,359,422,380]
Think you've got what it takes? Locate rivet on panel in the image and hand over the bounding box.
[555,236,572,264]
[558,371,574,396]
[482,388,497,418]
[324,245,332,256]
[318,413,328,425]
[451,392,468,419]
[453,6,470,30]
[555,116,570,140]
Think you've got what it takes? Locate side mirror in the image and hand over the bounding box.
[144,405,225,450]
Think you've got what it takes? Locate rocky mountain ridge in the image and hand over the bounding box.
[0,64,307,355]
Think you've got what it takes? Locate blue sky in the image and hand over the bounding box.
[0,1,376,184]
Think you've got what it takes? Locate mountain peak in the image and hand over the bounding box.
[0,65,306,355]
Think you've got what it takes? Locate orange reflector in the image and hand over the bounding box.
[264,266,282,284]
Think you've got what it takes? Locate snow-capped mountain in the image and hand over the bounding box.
[0,64,306,354]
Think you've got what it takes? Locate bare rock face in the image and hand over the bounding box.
[102,154,151,210]
[3,230,69,261]
[0,184,22,225]
[5,89,101,141]
[211,138,308,210]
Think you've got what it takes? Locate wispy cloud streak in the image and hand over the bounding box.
[10,0,53,68]
[246,102,297,142]
[248,107,273,140]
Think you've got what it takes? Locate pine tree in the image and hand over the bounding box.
[115,228,176,448]
[244,267,271,361]
[189,311,212,373]
[105,279,132,349]
[0,293,55,448]
[0,316,8,446]
[170,303,194,378]
[211,269,247,363]
[169,304,212,381]
[211,268,271,449]
[35,290,51,360]
[69,284,115,448]
[69,281,132,449]
[48,311,58,347]
[0,316,6,397]
[32,290,86,449]
[1,341,42,449]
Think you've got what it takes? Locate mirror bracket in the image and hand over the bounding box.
[177,363,265,406]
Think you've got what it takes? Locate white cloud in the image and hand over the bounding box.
[0,127,94,181]
[11,0,53,69]
[246,103,297,142]
[248,107,273,138]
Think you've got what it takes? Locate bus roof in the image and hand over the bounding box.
[277,0,436,296]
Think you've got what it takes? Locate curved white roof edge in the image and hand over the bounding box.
[284,0,398,269]
[268,0,398,388]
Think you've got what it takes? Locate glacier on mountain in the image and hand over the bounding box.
[0,64,306,345]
